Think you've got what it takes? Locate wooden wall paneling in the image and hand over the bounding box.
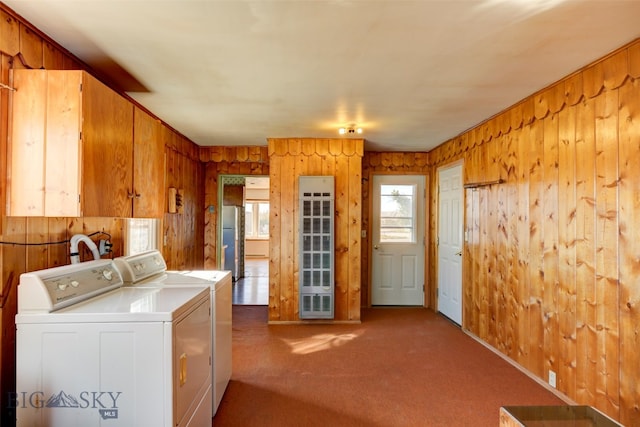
[268,154,282,320]
[195,161,205,268]
[486,140,499,348]
[0,9,20,55]
[47,218,68,268]
[203,163,217,269]
[280,152,296,319]
[574,96,597,407]
[0,217,25,427]
[334,154,350,320]
[542,112,560,390]
[583,62,605,99]
[18,24,43,69]
[0,54,9,231]
[528,118,545,378]
[628,41,640,78]
[557,101,578,398]
[602,49,628,90]
[43,40,65,69]
[26,217,49,272]
[176,148,186,269]
[505,132,519,361]
[617,77,640,427]
[565,72,585,107]
[165,149,179,269]
[360,163,370,307]
[463,186,474,331]
[477,143,489,340]
[593,88,620,418]
[495,136,508,354]
[423,173,430,309]
[516,125,531,367]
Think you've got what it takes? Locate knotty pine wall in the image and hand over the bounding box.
[428,39,640,425]
[0,6,204,426]
[267,138,363,322]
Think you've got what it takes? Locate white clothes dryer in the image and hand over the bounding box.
[113,251,232,415]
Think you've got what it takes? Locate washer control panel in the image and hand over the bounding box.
[18,260,123,313]
[113,250,167,283]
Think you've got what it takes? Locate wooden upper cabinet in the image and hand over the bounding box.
[10,69,83,216]
[133,106,165,217]
[81,71,134,217]
[9,70,165,218]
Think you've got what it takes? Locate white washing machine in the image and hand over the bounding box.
[15,259,212,427]
[113,251,232,415]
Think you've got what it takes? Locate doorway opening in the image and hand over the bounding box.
[219,175,269,305]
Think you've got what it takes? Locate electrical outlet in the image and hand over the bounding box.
[548,370,557,388]
[98,239,112,255]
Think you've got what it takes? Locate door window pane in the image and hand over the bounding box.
[379,184,415,242]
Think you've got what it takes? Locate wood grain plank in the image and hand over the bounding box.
[516,123,531,367]
[617,77,640,427]
[332,154,347,320]
[19,24,43,69]
[280,153,296,319]
[528,118,545,378]
[575,96,597,407]
[594,88,620,419]
[557,101,577,398]
[542,112,559,393]
[268,153,282,320]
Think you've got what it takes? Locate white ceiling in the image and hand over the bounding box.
[5,0,640,152]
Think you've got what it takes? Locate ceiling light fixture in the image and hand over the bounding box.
[338,124,363,135]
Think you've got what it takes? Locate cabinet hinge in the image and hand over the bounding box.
[79,83,82,92]
[79,131,82,141]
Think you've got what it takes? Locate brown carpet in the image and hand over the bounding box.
[213,306,564,426]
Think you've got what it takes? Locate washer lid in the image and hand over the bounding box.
[17,285,210,323]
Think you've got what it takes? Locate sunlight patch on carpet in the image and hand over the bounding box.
[282,332,363,355]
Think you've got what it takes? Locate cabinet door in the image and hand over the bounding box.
[81,72,134,217]
[9,70,82,217]
[45,71,82,216]
[133,107,165,217]
[9,69,47,215]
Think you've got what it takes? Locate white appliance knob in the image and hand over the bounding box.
[102,269,113,280]
[57,283,68,291]
[154,257,162,265]
[70,280,79,288]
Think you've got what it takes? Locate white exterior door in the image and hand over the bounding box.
[371,175,425,305]
[437,163,463,324]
